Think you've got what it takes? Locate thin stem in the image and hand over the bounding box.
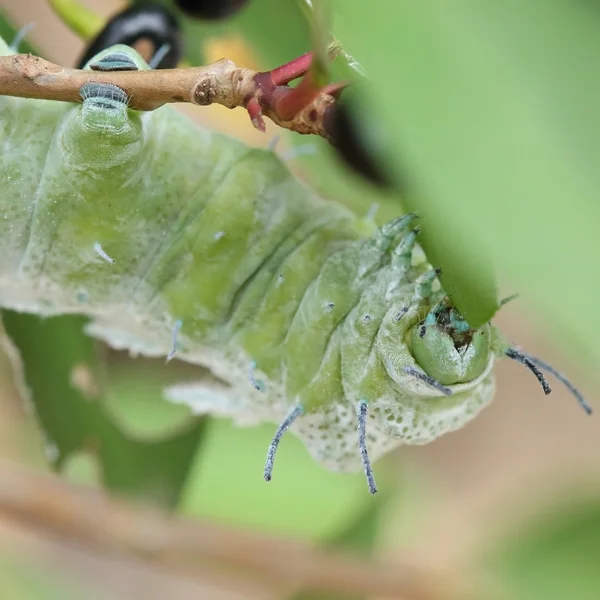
[0,458,465,600]
[0,54,336,139]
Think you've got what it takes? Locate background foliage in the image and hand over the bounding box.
[1,1,600,599]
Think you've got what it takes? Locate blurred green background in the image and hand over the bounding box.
[1,1,600,599]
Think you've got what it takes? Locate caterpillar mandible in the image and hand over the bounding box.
[0,35,591,495]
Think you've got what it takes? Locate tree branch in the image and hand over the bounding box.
[0,459,469,600]
[0,53,336,139]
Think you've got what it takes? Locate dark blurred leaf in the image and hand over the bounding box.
[487,498,600,600]
[173,0,251,21]
[3,311,205,508]
[77,4,182,70]
[331,0,600,354]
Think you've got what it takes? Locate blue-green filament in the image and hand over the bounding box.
[403,366,452,396]
[506,348,592,414]
[248,360,266,392]
[264,404,304,482]
[505,348,551,395]
[166,319,183,363]
[357,400,377,495]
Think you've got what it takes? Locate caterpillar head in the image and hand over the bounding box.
[368,295,496,446]
[409,304,492,386]
[267,220,592,495]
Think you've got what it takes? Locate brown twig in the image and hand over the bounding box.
[0,53,337,139]
[0,459,464,600]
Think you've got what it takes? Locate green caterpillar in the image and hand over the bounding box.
[0,36,590,494]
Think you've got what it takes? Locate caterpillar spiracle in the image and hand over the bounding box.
[0,36,591,494]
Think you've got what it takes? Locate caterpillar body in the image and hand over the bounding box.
[0,36,589,493]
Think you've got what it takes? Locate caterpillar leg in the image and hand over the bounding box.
[419,299,445,338]
[358,213,417,277]
[414,267,442,301]
[390,227,420,271]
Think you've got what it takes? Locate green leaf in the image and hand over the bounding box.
[486,498,600,600]
[331,0,600,356]
[2,311,205,508]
